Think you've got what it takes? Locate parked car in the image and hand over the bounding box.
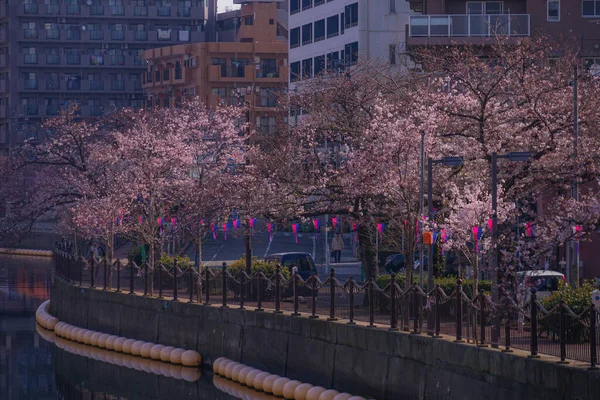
[517,270,566,301]
[265,252,318,280]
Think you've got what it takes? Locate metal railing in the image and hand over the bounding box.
[409,14,530,38]
[53,250,599,369]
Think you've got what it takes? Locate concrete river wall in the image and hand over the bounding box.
[50,278,600,400]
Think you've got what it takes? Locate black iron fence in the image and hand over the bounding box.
[53,251,599,369]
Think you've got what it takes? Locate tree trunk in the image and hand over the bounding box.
[245,225,252,274]
[358,224,378,281]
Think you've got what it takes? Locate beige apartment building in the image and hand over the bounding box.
[142,0,288,134]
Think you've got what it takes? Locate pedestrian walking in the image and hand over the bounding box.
[331,233,344,263]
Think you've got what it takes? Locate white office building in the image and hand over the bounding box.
[288,0,412,82]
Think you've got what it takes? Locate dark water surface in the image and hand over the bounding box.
[0,255,239,400]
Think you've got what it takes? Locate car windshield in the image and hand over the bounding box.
[281,255,314,271]
[525,276,560,292]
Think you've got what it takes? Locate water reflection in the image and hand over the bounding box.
[0,255,55,399]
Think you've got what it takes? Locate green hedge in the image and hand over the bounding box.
[228,257,290,279]
[375,273,491,298]
[539,281,595,343]
[159,254,194,270]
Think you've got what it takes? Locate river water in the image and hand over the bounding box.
[0,255,240,400]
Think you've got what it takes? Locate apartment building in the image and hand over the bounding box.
[288,0,412,82]
[142,0,287,134]
[407,0,600,66]
[0,0,217,155]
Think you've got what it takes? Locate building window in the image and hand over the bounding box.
[269,19,275,25]
[583,58,600,76]
[88,24,103,40]
[547,1,560,21]
[45,23,59,39]
[66,75,81,90]
[583,0,600,16]
[466,1,503,14]
[345,3,359,29]
[89,49,104,65]
[244,16,254,25]
[66,0,81,15]
[389,44,396,65]
[65,49,80,65]
[89,99,102,116]
[302,58,312,79]
[260,88,277,107]
[88,73,103,90]
[90,3,104,15]
[290,61,300,82]
[259,117,277,134]
[23,72,37,90]
[291,27,300,48]
[23,47,37,64]
[46,49,60,65]
[109,49,125,66]
[327,51,340,70]
[24,0,38,14]
[327,15,339,38]
[109,0,125,15]
[177,0,192,17]
[110,24,126,40]
[302,23,312,45]
[390,0,396,12]
[302,0,312,11]
[46,72,60,89]
[45,0,60,15]
[314,55,325,75]
[163,69,170,81]
[175,61,182,79]
[314,19,325,42]
[230,59,248,77]
[290,0,299,15]
[67,25,80,40]
[260,58,278,77]
[23,98,38,116]
[212,58,227,77]
[345,41,359,65]
[45,98,59,116]
[22,22,38,39]
[111,74,125,91]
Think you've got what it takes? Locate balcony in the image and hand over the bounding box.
[90,81,104,91]
[111,30,125,40]
[134,6,148,16]
[90,5,104,15]
[111,81,125,91]
[89,105,103,116]
[0,105,6,119]
[408,14,530,45]
[24,4,38,14]
[66,4,80,15]
[0,55,7,68]
[157,6,171,17]
[24,105,39,116]
[46,105,60,116]
[111,5,125,16]
[46,80,60,90]
[134,31,148,41]
[0,80,6,92]
[23,80,38,90]
[45,4,60,14]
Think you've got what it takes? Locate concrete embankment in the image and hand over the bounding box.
[51,278,600,400]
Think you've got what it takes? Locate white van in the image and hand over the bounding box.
[517,270,566,301]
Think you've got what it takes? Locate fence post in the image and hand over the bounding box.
[292,269,299,316]
[239,271,245,309]
[143,263,148,297]
[503,317,512,352]
[434,285,441,337]
[204,267,210,305]
[158,261,163,298]
[309,276,318,319]
[129,262,134,295]
[389,273,399,331]
[173,259,178,301]
[221,262,228,309]
[116,261,121,292]
[412,283,419,334]
[66,256,71,282]
[347,278,355,325]
[274,264,282,314]
[529,288,539,358]
[590,307,598,370]
[90,257,95,288]
[328,268,337,321]
[368,278,375,328]
[103,258,108,290]
[79,258,83,286]
[455,278,464,342]
[558,301,567,364]
[257,273,264,312]
[479,290,487,347]
[188,267,194,303]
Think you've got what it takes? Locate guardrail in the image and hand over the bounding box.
[53,250,599,368]
[409,14,530,38]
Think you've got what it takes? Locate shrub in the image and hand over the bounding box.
[228,256,290,279]
[375,273,490,298]
[128,244,143,265]
[539,281,596,343]
[159,254,194,270]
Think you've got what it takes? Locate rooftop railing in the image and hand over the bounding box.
[409,14,530,38]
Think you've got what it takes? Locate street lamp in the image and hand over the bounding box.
[427,156,464,334]
[490,151,531,346]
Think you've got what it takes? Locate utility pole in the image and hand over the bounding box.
[419,132,425,286]
[491,152,499,346]
[325,214,330,274]
[427,158,434,331]
[572,65,580,286]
